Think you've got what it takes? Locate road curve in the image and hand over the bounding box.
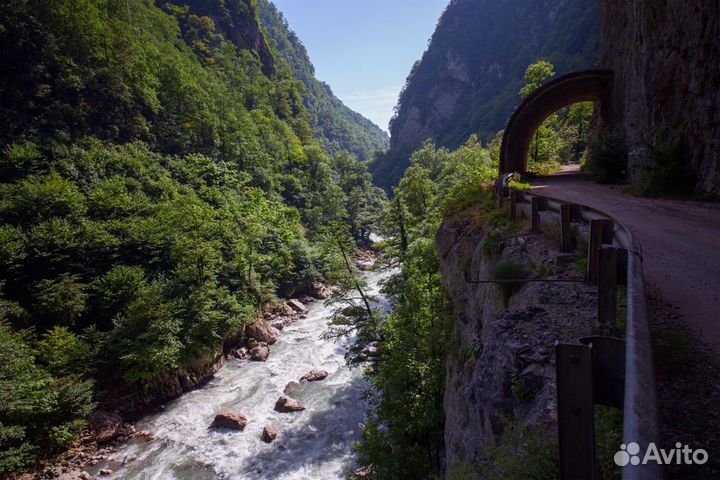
[530,171,720,357]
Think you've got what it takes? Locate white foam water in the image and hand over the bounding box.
[90,269,391,480]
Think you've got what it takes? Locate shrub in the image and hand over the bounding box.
[585,126,628,183]
[489,260,529,307]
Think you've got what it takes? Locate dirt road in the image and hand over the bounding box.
[530,171,720,356]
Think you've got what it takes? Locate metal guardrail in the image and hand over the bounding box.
[494,175,662,480]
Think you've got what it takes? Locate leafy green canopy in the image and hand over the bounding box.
[356,137,498,478]
[0,0,386,472]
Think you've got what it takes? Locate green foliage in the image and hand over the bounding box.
[357,138,498,477]
[0,0,387,472]
[0,322,95,475]
[478,421,559,480]
[257,0,389,161]
[481,231,507,257]
[520,60,555,98]
[489,260,530,307]
[585,126,628,183]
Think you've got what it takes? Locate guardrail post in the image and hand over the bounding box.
[538,196,549,211]
[587,219,603,285]
[600,219,615,244]
[598,246,618,334]
[569,204,584,222]
[616,248,628,286]
[556,343,595,480]
[510,190,517,220]
[531,197,540,233]
[560,204,574,253]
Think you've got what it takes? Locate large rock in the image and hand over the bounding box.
[300,369,329,382]
[249,343,270,362]
[272,303,295,317]
[88,411,123,443]
[210,409,248,430]
[245,320,280,345]
[261,426,278,443]
[286,299,307,313]
[274,396,305,413]
[57,472,93,480]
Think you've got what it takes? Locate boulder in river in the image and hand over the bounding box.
[286,299,307,313]
[245,320,280,345]
[261,426,278,443]
[300,369,329,382]
[88,411,123,443]
[283,381,300,395]
[249,343,270,362]
[274,396,305,413]
[210,409,248,430]
[133,430,156,442]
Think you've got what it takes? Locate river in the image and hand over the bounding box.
[89,268,391,480]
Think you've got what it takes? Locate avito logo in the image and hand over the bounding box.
[614,442,709,466]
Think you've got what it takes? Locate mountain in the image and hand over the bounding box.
[371,0,599,189]
[257,0,389,162]
[0,0,386,473]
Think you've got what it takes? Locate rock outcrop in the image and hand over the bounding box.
[436,218,596,473]
[210,409,248,430]
[274,396,305,413]
[249,343,270,362]
[599,1,720,195]
[300,370,329,382]
[88,411,123,443]
[245,320,280,345]
[372,0,599,189]
[261,426,278,443]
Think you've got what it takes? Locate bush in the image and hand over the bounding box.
[489,260,529,307]
[0,322,95,474]
[585,126,628,183]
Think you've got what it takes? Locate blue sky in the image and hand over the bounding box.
[272,0,449,132]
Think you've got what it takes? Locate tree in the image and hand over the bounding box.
[520,60,556,168]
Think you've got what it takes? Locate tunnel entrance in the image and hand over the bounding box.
[499,70,614,174]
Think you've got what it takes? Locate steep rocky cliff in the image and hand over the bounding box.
[371,0,599,189]
[599,0,720,196]
[167,0,276,76]
[436,218,597,475]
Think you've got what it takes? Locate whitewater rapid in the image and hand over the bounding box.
[90,269,390,480]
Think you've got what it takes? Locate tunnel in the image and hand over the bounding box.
[499,70,614,174]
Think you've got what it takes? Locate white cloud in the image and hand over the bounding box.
[338,86,401,133]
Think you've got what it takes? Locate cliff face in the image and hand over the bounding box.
[436,219,595,474]
[170,0,276,76]
[599,1,720,195]
[371,0,599,189]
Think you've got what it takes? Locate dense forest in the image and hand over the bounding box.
[0,0,385,473]
[370,0,599,189]
[257,0,389,162]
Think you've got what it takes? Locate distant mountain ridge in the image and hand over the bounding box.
[371,0,599,189]
[258,0,389,161]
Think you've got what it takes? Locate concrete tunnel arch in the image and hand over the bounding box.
[499,70,614,174]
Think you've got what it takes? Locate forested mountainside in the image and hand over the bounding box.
[371,0,599,189]
[258,0,389,162]
[0,0,385,473]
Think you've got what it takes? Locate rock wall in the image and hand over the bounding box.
[599,0,720,195]
[436,219,595,474]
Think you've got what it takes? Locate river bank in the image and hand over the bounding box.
[29,254,389,480]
